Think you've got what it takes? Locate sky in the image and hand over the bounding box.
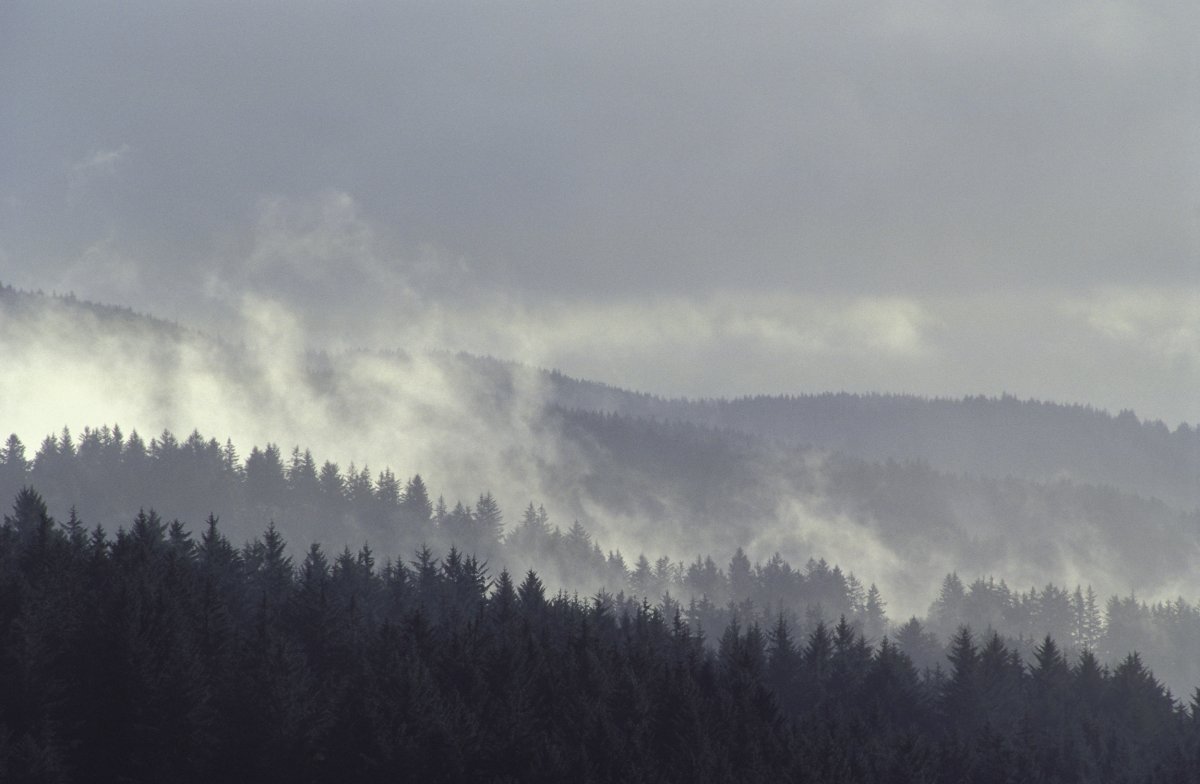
[1,0,1198,423]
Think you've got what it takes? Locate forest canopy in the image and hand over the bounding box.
[2,487,1199,782]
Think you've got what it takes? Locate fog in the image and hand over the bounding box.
[2,1,1196,422]
[4,285,1199,624]
[1,1,1197,618]
[7,188,1197,425]
[4,7,1200,772]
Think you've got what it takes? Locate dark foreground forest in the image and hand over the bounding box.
[3,489,1200,783]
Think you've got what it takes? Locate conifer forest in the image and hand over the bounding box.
[3,424,1200,781]
[3,1,1197,780]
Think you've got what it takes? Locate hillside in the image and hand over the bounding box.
[544,366,1200,512]
[2,285,1198,615]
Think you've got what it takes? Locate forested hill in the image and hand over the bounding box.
[5,285,1196,513]
[543,409,1200,604]
[4,415,1198,626]
[5,420,1200,696]
[542,364,1200,512]
[3,285,1199,632]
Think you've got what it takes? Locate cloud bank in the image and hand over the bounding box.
[0,1,1193,427]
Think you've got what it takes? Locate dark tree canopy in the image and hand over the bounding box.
[1,489,1197,782]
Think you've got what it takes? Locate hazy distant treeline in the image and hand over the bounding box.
[548,365,1200,511]
[1,489,1197,783]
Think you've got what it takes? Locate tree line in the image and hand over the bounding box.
[4,426,1200,695]
[3,489,1200,782]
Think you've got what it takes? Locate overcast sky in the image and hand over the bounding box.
[2,1,1197,423]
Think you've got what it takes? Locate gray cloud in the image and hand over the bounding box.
[1,1,1196,423]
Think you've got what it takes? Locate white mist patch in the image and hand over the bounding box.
[246,192,383,286]
[757,494,940,621]
[0,294,555,525]
[843,298,937,356]
[0,300,639,584]
[0,300,172,432]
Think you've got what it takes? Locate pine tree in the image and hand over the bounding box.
[863,583,888,642]
[942,626,979,731]
[246,522,293,608]
[0,435,30,503]
[801,621,833,708]
[630,554,655,598]
[930,573,966,640]
[441,502,474,552]
[977,631,1022,731]
[286,447,318,496]
[221,439,241,479]
[410,545,440,610]
[490,569,518,625]
[1031,635,1070,690]
[1,434,29,471]
[508,502,550,557]
[894,616,944,673]
[345,463,374,511]
[517,569,546,613]
[318,460,345,502]
[728,547,753,604]
[245,444,287,514]
[767,613,800,713]
[1072,585,1103,651]
[4,486,51,541]
[1073,647,1106,715]
[400,475,433,530]
[64,506,87,548]
[1107,652,1176,740]
[473,492,504,554]
[563,520,592,564]
[829,615,871,712]
[862,637,924,729]
[376,468,401,510]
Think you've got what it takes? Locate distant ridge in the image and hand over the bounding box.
[527,358,1200,511]
[3,284,1196,511]
[4,285,1199,617]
